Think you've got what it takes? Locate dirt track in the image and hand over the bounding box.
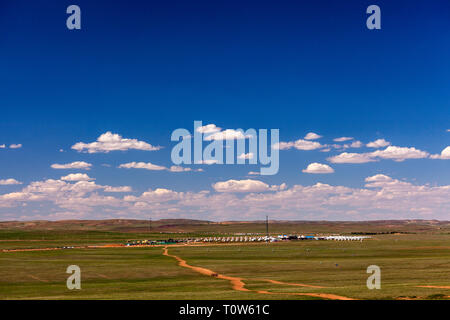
[4,243,447,300]
[261,279,325,289]
[162,247,249,291]
[162,247,355,300]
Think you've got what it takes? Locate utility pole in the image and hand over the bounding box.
[266,215,269,237]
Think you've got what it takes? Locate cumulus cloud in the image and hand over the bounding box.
[169,165,203,172]
[118,162,167,171]
[328,152,377,164]
[302,163,334,174]
[195,124,254,141]
[328,146,430,163]
[0,176,132,215]
[274,139,324,151]
[9,144,22,149]
[204,129,252,141]
[103,186,132,192]
[248,171,260,175]
[333,137,353,142]
[72,132,161,153]
[196,124,221,134]
[430,146,450,160]
[370,146,429,161]
[195,160,219,165]
[1,175,450,221]
[304,132,322,140]
[364,174,393,184]
[0,179,22,185]
[119,162,201,172]
[332,140,363,150]
[51,161,92,170]
[0,144,5,149]
[212,179,285,193]
[366,139,391,148]
[350,141,363,148]
[125,188,183,203]
[60,173,94,181]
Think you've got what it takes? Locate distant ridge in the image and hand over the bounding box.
[0,219,448,234]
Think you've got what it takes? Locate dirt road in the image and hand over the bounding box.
[162,246,355,300]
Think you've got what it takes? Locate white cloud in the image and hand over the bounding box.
[304,132,322,140]
[238,152,254,160]
[119,162,201,172]
[274,139,324,151]
[51,161,92,170]
[195,124,254,141]
[169,165,203,172]
[248,171,260,175]
[125,188,183,203]
[350,141,363,148]
[2,175,450,221]
[196,124,221,134]
[9,144,22,149]
[365,174,392,183]
[103,186,132,192]
[328,152,376,164]
[0,179,22,185]
[430,146,450,160]
[0,144,5,149]
[72,132,161,153]
[329,146,429,163]
[212,179,284,193]
[60,173,94,182]
[118,162,167,171]
[370,146,429,161]
[195,160,219,165]
[111,175,450,220]
[302,163,334,174]
[0,177,132,216]
[333,137,353,142]
[332,140,363,149]
[204,129,252,141]
[291,139,323,150]
[273,142,293,150]
[366,139,391,148]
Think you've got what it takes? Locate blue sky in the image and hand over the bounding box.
[0,0,449,221]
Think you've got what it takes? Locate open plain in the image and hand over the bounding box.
[0,219,449,300]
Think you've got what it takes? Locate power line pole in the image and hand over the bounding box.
[266,215,269,237]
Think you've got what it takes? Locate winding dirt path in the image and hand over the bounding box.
[162,247,249,291]
[261,279,325,289]
[255,290,355,300]
[162,247,355,300]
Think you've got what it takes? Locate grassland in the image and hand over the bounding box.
[0,220,449,300]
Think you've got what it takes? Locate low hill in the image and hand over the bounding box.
[0,219,448,235]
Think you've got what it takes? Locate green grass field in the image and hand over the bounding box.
[1,221,449,300]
